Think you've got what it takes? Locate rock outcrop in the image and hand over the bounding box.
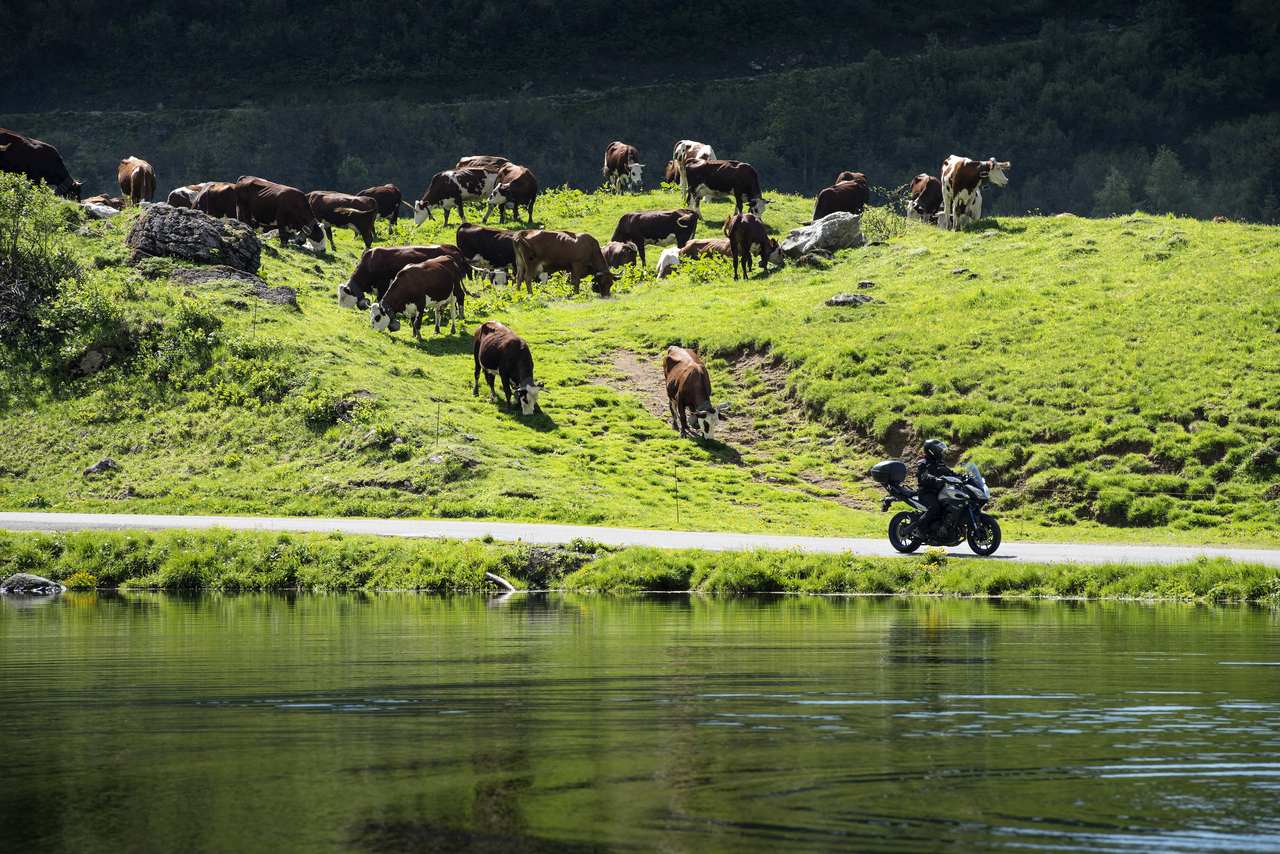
[0,573,65,595]
[781,212,863,259]
[126,204,261,273]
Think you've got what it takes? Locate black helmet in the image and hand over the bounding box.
[923,438,948,462]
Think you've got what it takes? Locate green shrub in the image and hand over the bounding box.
[63,570,97,590]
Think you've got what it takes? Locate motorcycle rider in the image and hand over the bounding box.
[911,438,958,538]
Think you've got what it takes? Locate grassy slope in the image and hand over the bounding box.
[0,187,1276,545]
[2,529,1276,603]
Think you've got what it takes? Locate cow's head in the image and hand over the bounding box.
[627,162,644,188]
[592,269,616,297]
[692,402,731,439]
[413,200,434,226]
[369,302,399,332]
[337,281,365,309]
[766,239,783,268]
[984,159,1011,187]
[664,161,679,183]
[515,381,543,416]
[749,197,770,216]
[487,183,511,209]
[304,222,326,252]
[490,268,509,287]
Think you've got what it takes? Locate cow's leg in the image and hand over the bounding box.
[570,268,581,294]
[411,306,423,340]
[482,203,493,224]
[473,346,481,396]
[731,243,740,280]
[526,199,535,224]
[448,297,458,334]
[325,224,336,252]
[501,372,513,407]
[759,242,769,275]
[669,397,679,432]
[678,405,691,437]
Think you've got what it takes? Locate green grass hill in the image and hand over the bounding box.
[0,180,1276,545]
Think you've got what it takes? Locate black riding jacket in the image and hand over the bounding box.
[916,457,958,495]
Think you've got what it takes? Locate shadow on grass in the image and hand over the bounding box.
[405,332,474,356]
[694,436,742,464]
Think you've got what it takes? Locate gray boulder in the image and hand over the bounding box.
[781,212,863,259]
[126,204,261,273]
[1,573,65,595]
[826,293,880,307]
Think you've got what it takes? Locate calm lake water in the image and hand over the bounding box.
[2,593,1279,853]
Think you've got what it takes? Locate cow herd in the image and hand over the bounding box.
[0,125,1012,439]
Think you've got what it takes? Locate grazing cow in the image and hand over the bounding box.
[83,194,124,210]
[306,191,378,250]
[166,183,209,208]
[813,176,870,220]
[234,176,325,250]
[513,230,614,296]
[683,159,767,218]
[473,321,542,415]
[414,168,496,226]
[834,170,866,185]
[602,240,639,268]
[654,238,733,278]
[906,173,943,224]
[456,223,517,286]
[194,182,238,219]
[455,155,510,173]
[940,155,1010,230]
[116,157,156,205]
[664,161,681,184]
[338,244,469,309]
[602,141,643,193]
[370,256,470,337]
[0,128,81,200]
[483,164,538,224]
[357,183,403,232]
[609,209,698,266]
[725,213,781,279]
[671,139,716,190]
[664,345,730,439]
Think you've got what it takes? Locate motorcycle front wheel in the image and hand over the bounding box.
[967,513,1001,556]
[888,511,923,553]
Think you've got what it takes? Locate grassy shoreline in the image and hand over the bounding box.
[1,529,1275,604]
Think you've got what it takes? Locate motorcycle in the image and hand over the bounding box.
[870,459,1002,556]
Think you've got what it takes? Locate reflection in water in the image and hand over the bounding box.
[1,593,1279,852]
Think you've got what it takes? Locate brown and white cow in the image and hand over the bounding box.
[82,194,124,210]
[940,155,1010,230]
[906,173,943,224]
[0,128,81,200]
[483,164,538,224]
[813,175,869,220]
[167,182,210,208]
[664,345,730,439]
[654,237,733,278]
[117,157,156,205]
[610,209,698,265]
[513,230,614,296]
[357,183,404,232]
[306,190,378,250]
[602,240,639,268]
[370,256,471,337]
[234,176,325,250]
[194,182,238,219]
[602,141,643,193]
[414,168,496,226]
[473,321,542,415]
[456,223,518,286]
[455,155,510,173]
[725,213,781,279]
[337,244,469,309]
[683,159,767,218]
[671,139,716,190]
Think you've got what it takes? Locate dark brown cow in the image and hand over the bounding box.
[370,256,470,337]
[940,155,1011,229]
[234,176,325,250]
[357,183,404,232]
[414,168,495,226]
[602,141,643,193]
[0,128,80,200]
[610,209,697,265]
[167,182,210,208]
[907,173,943,223]
[484,164,538,224]
[834,170,865,185]
[194,182,238,218]
[664,161,680,184]
[602,240,639,268]
[337,244,469,309]
[455,155,510,173]
[116,157,155,205]
[513,230,614,296]
[813,176,870,220]
[725,213,781,280]
[456,223,517,285]
[663,345,729,439]
[683,159,766,218]
[473,321,542,415]
[306,190,378,250]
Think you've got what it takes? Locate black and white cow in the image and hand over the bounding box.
[414,168,498,226]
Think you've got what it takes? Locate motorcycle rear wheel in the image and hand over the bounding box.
[888,511,923,553]
[967,513,1001,556]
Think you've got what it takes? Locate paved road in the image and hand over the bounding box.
[1,512,1277,567]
